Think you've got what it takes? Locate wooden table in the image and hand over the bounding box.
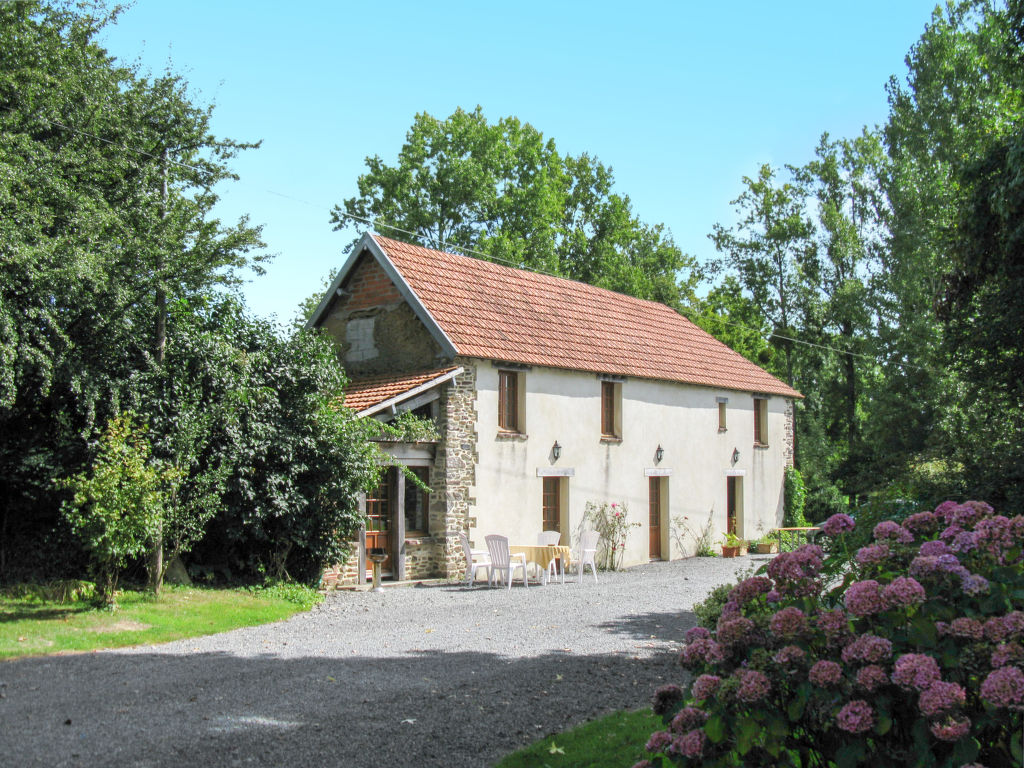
[510,545,572,584]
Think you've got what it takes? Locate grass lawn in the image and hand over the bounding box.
[0,584,320,660]
[495,708,659,768]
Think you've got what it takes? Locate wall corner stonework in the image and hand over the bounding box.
[784,398,795,468]
[440,358,478,578]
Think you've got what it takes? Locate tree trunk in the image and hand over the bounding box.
[148,148,169,596]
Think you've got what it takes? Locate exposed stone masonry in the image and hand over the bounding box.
[783,398,795,468]
[438,358,478,579]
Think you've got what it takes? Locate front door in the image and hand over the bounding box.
[542,477,561,539]
[366,475,392,577]
[649,477,662,559]
[727,476,738,536]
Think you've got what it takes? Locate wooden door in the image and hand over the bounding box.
[727,476,738,536]
[542,477,560,538]
[649,477,662,559]
[366,474,392,576]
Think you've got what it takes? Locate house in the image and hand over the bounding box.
[308,233,801,585]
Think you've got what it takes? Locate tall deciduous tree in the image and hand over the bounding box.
[333,106,702,309]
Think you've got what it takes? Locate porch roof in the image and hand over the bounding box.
[343,366,462,417]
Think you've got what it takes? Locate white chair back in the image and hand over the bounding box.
[578,530,600,584]
[485,535,512,569]
[459,532,474,562]
[537,530,561,546]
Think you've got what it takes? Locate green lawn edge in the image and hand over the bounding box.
[0,584,320,660]
[495,708,659,768]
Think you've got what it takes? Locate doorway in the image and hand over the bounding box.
[542,477,562,541]
[649,476,665,560]
[726,475,743,537]
[365,476,392,577]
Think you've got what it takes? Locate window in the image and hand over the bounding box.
[601,380,620,438]
[498,370,519,432]
[404,467,430,535]
[753,397,768,446]
[717,397,728,431]
[542,477,560,533]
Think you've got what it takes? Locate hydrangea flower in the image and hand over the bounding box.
[855,664,889,692]
[651,684,683,715]
[836,700,875,733]
[902,511,938,534]
[841,633,893,664]
[933,500,961,522]
[845,580,885,616]
[684,626,711,643]
[891,653,941,691]
[774,645,806,666]
[883,576,926,608]
[728,576,772,607]
[679,637,724,668]
[769,606,807,638]
[918,681,966,717]
[949,617,984,641]
[992,643,1024,669]
[670,730,705,759]
[766,545,824,596]
[734,669,771,703]
[961,573,990,597]
[816,609,850,639]
[821,513,855,536]
[645,730,671,753]
[950,531,979,554]
[980,666,1024,708]
[809,660,843,687]
[855,543,891,566]
[984,616,1011,643]
[690,674,721,700]
[873,520,914,544]
[717,616,756,648]
[669,706,708,733]
[929,715,971,742]
[917,539,951,557]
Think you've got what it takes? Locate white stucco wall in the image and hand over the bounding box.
[468,361,790,568]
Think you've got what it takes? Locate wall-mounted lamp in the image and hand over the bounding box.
[655,444,664,464]
[732,447,740,465]
[552,440,561,461]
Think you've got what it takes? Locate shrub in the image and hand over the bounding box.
[638,500,1024,768]
[583,501,641,570]
[693,583,734,630]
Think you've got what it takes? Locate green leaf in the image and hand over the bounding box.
[836,742,865,768]
[874,713,892,736]
[951,737,979,766]
[788,683,810,722]
[1012,732,1023,764]
[736,716,760,755]
[704,714,726,744]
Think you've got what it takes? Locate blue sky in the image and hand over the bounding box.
[98,1,941,323]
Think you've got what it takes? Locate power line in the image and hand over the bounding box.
[6,105,930,374]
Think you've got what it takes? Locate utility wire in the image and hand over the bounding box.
[7,105,930,373]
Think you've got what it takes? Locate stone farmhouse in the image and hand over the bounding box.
[309,233,801,586]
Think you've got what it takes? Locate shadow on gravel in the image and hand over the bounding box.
[1,644,681,768]
[595,610,697,645]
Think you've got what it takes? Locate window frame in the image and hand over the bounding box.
[403,466,431,536]
[753,397,768,446]
[600,380,621,439]
[498,370,520,433]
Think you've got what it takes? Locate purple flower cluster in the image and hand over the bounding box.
[651,684,683,715]
[918,539,951,557]
[980,666,1024,708]
[645,730,671,753]
[992,643,1024,669]
[974,515,1016,560]
[774,645,806,666]
[950,530,979,554]
[891,654,941,691]
[836,700,875,733]
[679,637,724,669]
[734,669,771,703]
[856,664,889,692]
[716,617,755,648]
[873,520,914,544]
[766,545,823,596]
[949,617,984,641]
[690,674,721,700]
[728,576,772,607]
[841,633,893,664]
[821,513,855,536]
[808,660,843,687]
[855,543,891,566]
[929,715,971,742]
[844,580,885,616]
[909,553,968,580]
[816,610,850,640]
[918,681,966,717]
[882,576,926,608]
[902,511,938,534]
[669,706,708,733]
[670,730,705,759]
[961,573,990,596]
[769,606,807,638]
[684,626,711,643]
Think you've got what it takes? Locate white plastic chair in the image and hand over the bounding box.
[537,530,565,584]
[577,530,600,584]
[485,535,529,590]
[460,532,490,587]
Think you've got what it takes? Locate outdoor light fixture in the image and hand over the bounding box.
[655,444,664,464]
[732,448,740,464]
[552,441,562,461]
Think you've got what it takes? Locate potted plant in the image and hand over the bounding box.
[721,532,747,558]
[755,534,779,554]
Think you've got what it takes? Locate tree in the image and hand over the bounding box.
[333,106,702,309]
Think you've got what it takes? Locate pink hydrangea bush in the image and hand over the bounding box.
[638,502,1024,768]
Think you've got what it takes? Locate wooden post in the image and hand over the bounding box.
[394,466,406,581]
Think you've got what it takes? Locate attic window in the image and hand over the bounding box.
[601,381,621,439]
[498,370,525,433]
[753,397,768,447]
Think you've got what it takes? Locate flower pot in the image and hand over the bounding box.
[756,541,779,554]
[721,545,743,558]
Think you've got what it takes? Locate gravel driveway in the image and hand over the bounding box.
[0,557,757,768]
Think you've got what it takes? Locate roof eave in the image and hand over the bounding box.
[356,366,464,418]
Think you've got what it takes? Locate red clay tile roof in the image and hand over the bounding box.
[372,235,801,399]
[343,366,461,414]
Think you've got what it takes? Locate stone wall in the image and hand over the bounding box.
[783,398,795,468]
[317,252,445,377]
[437,359,478,579]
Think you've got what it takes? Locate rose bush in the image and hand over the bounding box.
[637,501,1024,768]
